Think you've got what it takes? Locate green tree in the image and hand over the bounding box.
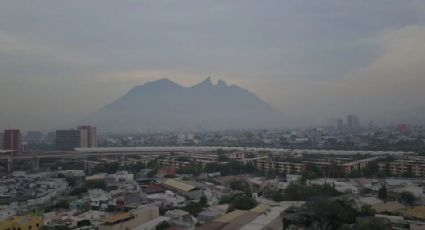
[378,185,388,200]
[77,220,91,228]
[199,195,208,207]
[218,154,230,162]
[54,199,70,209]
[86,180,106,190]
[182,202,204,216]
[352,217,388,230]
[400,191,416,206]
[359,205,375,217]
[305,198,357,230]
[156,221,170,230]
[302,163,323,181]
[219,194,234,204]
[228,195,257,211]
[229,180,251,196]
[282,183,340,201]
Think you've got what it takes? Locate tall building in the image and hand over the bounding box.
[78,126,97,148]
[26,131,43,144]
[3,129,22,154]
[347,114,360,133]
[336,118,344,133]
[0,132,3,150]
[56,129,81,150]
[56,126,97,150]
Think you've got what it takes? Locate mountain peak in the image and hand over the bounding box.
[144,78,181,87]
[217,79,227,87]
[127,78,182,95]
[192,77,213,88]
[86,77,284,131]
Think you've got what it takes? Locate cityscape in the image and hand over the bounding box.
[1,116,425,229]
[1,1,425,230]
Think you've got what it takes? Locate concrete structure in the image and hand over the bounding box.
[378,155,425,177]
[26,131,43,144]
[79,126,97,148]
[56,129,81,150]
[3,129,21,154]
[99,205,159,230]
[347,114,360,132]
[165,209,197,229]
[56,126,97,150]
[341,156,381,175]
[256,159,305,175]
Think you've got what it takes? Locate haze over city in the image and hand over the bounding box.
[1,1,425,131]
[4,2,425,230]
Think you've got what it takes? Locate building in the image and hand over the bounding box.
[56,129,81,150]
[0,215,43,230]
[26,131,43,144]
[256,159,305,175]
[336,118,344,133]
[198,203,304,230]
[0,132,3,150]
[79,126,97,148]
[165,209,197,229]
[347,114,360,133]
[99,205,159,230]
[56,126,97,150]
[378,155,425,177]
[3,129,21,154]
[341,157,381,175]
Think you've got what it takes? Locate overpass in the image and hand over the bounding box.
[0,146,410,173]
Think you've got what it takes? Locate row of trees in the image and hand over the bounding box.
[264,183,341,202]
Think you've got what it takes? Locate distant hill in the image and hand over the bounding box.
[84,78,285,132]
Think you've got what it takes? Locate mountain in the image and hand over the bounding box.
[84,78,285,132]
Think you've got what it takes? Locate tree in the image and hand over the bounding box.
[77,220,91,228]
[302,163,323,181]
[400,191,416,206]
[54,199,70,209]
[378,185,388,200]
[219,194,234,204]
[264,188,285,202]
[228,195,257,211]
[156,221,170,230]
[352,217,388,230]
[304,198,357,230]
[182,202,204,216]
[229,180,251,196]
[218,154,230,162]
[176,163,203,176]
[86,180,106,190]
[282,183,340,201]
[359,205,375,217]
[199,195,208,207]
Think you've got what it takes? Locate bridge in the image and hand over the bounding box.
[0,146,410,173]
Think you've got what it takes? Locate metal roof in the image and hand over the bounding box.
[162,179,195,192]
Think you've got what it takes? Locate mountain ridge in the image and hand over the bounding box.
[84,78,285,132]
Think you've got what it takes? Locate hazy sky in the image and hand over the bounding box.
[1,1,425,130]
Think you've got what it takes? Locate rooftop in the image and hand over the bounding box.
[163,179,195,192]
[102,212,134,225]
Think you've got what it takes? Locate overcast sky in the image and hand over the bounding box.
[1,1,425,131]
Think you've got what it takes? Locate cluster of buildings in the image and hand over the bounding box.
[0,121,425,229]
[378,155,425,177]
[0,125,97,154]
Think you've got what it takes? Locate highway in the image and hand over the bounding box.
[0,146,410,160]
